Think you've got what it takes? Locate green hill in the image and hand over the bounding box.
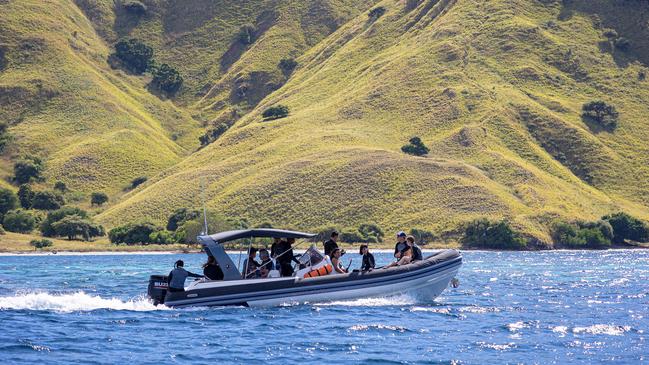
[2,0,649,246]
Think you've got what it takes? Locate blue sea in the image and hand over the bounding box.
[0,250,647,364]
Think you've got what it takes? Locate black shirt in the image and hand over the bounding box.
[203,264,224,280]
[324,239,339,257]
[411,245,423,261]
[361,253,375,271]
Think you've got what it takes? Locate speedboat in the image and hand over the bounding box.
[147,229,462,307]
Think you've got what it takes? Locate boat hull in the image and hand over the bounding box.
[163,249,462,308]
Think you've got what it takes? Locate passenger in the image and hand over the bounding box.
[242,247,260,279]
[359,244,375,271]
[331,248,348,274]
[276,237,300,277]
[203,256,224,280]
[396,243,413,265]
[167,260,203,292]
[258,249,273,278]
[407,235,423,262]
[393,231,408,260]
[270,237,282,259]
[324,231,345,257]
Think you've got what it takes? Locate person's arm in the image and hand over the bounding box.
[369,254,375,269]
[167,271,173,284]
[188,271,203,278]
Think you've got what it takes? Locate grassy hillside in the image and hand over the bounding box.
[98,0,649,245]
[2,0,649,247]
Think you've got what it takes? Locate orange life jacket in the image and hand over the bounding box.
[304,264,333,278]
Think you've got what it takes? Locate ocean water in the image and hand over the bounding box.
[0,250,647,364]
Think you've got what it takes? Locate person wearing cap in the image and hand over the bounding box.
[242,247,261,279]
[393,231,408,259]
[167,260,203,292]
[324,231,345,257]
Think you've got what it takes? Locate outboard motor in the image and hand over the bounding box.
[147,275,168,305]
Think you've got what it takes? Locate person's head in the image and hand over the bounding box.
[397,231,407,243]
[406,235,415,246]
[332,248,341,258]
[207,256,215,265]
[359,244,368,255]
[273,237,282,244]
[287,237,296,244]
[248,247,258,258]
[259,249,269,260]
[330,231,339,242]
[175,259,184,268]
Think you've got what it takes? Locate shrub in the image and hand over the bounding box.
[262,105,290,120]
[462,218,527,250]
[0,121,12,154]
[52,214,104,241]
[614,37,631,51]
[91,192,109,206]
[368,6,386,19]
[124,0,147,15]
[401,136,430,156]
[550,220,612,249]
[314,226,341,243]
[603,28,618,39]
[238,25,256,45]
[17,184,33,209]
[149,230,177,244]
[166,208,201,231]
[31,191,65,211]
[53,181,67,192]
[175,212,239,244]
[108,222,161,244]
[41,207,89,237]
[409,228,435,244]
[340,230,364,243]
[358,223,384,243]
[199,123,229,146]
[114,38,154,74]
[13,156,43,184]
[602,212,649,243]
[151,63,183,95]
[582,100,619,130]
[278,58,298,74]
[30,239,53,249]
[130,176,147,189]
[0,188,18,221]
[2,210,36,233]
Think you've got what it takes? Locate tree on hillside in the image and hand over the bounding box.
[13,156,44,184]
[278,58,298,75]
[262,105,290,120]
[0,188,18,221]
[41,206,89,237]
[2,209,36,233]
[30,239,53,250]
[124,1,147,15]
[52,214,104,241]
[31,191,65,211]
[461,218,527,250]
[17,184,34,209]
[130,176,147,189]
[91,192,109,207]
[401,137,430,156]
[108,222,161,244]
[114,38,154,74]
[151,63,183,95]
[199,123,229,146]
[0,121,12,154]
[602,212,649,243]
[238,25,256,45]
[582,100,619,130]
[166,208,201,231]
[368,6,386,20]
[53,181,67,192]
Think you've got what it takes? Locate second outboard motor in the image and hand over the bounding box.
[147,275,168,305]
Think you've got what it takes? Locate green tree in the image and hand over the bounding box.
[108,222,161,244]
[52,214,104,241]
[238,25,256,45]
[409,228,435,244]
[31,191,65,210]
[0,121,12,153]
[462,218,526,249]
[582,100,619,130]
[91,192,109,206]
[149,230,177,244]
[2,210,36,233]
[401,137,430,156]
[17,184,34,209]
[151,63,183,94]
[130,176,148,189]
[368,6,386,19]
[602,212,649,243]
[53,181,67,192]
[0,188,18,221]
[358,223,384,243]
[114,38,154,74]
[166,208,201,231]
[13,156,43,184]
[278,58,298,74]
[41,207,89,237]
[262,105,290,120]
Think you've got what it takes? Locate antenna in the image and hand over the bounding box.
[201,176,209,235]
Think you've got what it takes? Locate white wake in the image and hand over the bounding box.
[0,291,166,312]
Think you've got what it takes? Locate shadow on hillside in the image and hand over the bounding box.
[220,10,279,73]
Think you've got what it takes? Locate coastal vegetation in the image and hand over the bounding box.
[461,219,527,250]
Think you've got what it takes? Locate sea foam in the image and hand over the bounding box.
[0,291,166,312]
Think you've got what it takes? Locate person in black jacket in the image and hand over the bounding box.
[324,231,345,257]
[203,256,224,280]
[276,237,300,277]
[359,244,375,271]
[407,235,423,262]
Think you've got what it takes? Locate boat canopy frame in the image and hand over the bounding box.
[197,229,317,281]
